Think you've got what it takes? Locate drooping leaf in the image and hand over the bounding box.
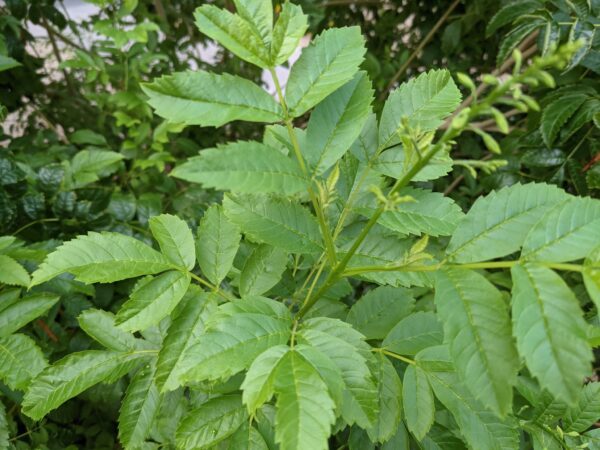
[196,205,241,287]
[176,395,248,449]
[270,2,307,65]
[115,271,191,332]
[383,311,443,356]
[172,141,308,195]
[78,309,149,352]
[541,93,589,146]
[143,71,283,127]
[30,232,174,286]
[241,344,289,413]
[435,268,518,417]
[0,254,30,286]
[0,334,47,391]
[149,214,195,270]
[285,26,366,117]
[223,194,323,254]
[511,264,592,404]
[403,364,435,441]
[239,244,288,296]
[22,350,151,420]
[0,293,59,338]
[564,382,600,432]
[304,71,373,175]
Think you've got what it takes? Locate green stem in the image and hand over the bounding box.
[377,348,415,365]
[188,272,233,300]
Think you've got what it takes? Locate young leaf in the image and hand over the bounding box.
[511,264,592,404]
[118,365,160,450]
[0,334,47,390]
[155,288,216,391]
[172,141,308,195]
[367,354,403,443]
[346,286,415,340]
[447,183,568,263]
[241,344,289,413]
[232,0,273,46]
[239,244,288,296]
[176,395,248,449]
[273,350,336,450]
[403,364,435,441]
[149,214,195,270]
[304,71,373,175]
[0,254,30,286]
[563,382,600,432]
[115,271,191,332]
[0,293,59,338]
[223,194,323,254]
[383,311,443,356]
[541,93,589,146]
[22,350,151,420]
[143,71,283,127]
[30,232,174,286]
[521,197,600,262]
[285,27,366,117]
[196,205,241,287]
[435,268,519,417]
[378,69,461,150]
[270,2,307,65]
[78,309,149,352]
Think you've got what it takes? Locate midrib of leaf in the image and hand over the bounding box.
[205,167,307,182]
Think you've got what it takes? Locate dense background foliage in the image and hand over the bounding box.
[0,0,599,449]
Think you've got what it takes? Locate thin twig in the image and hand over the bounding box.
[36,319,59,342]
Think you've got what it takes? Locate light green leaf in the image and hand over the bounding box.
[285,27,366,117]
[564,382,600,432]
[143,71,282,127]
[0,255,30,286]
[511,264,592,404]
[155,288,216,391]
[0,288,21,313]
[176,395,248,449]
[378,69,461,150]
[435,268,518,417]
[78,309,149,352]
[403,364,435,441]
[273,350,336,450]
[0,400,7,449]
[22,350,151,420]
[240,244,288,296]
[0,55,21,72]
[172,141,308,195]
[350,112,378,163]
[583,245,600,310]
[383,311,443,356]
[447,183,568,263]
[196,205,241,286]
[0,334,47,391]
[270,2,307,65]
[486,1,541,36]
[0,293,59,338]
[70,149,123,188]
[346,286,415,340]
[241,344,289,413]
[367,354,402,443]
[115,271,191,332]
[541,93,589,146]
[224,423,270,450]
[149,214,195,270]
[233,0,273,46]
[223,194,323,254]
[304,71,373,175]
[30,232,174,286]
[372,144,453,182]
[118,365,160,450]
[194,5,270,67]
[521,197,600,262]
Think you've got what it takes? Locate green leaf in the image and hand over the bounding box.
[565,20,595,71]
[176,395,248,449]
[285,27,366,117]
[30,232,174,286]
[447,182,568,263]
[496,20,544,65]
[541,93,589,146]
[0,254,30,286]
[373,187,464,237]
[172,141,308,195]
[115,271,191,332]
[0,293,59,338]
[241,344,289,413]
[149,214,195,270]
[304,71,373,175]
[486,1,542,36]
[194,5,269,67]
[0,334,47,390]
[0,400,7,449]
[383,311,443,356]
[196,205,241,286]
[0,55,21,72]
[378,69,461,150]
[273,350,336,450]
[435,268,518,417]
[511,264,592,404]
[223,194,323,254]
[233,0,273,46]
[521,197,600,262]
[155,288,216,391]
[403,364,435,441]
[70,149,123,188]
[346,286,415,340]
[373,144,453,182]
[224,423,270,450]
[367,354,402,443]
[270,2,307,65]
[564,382,600,432]
[0,288,21,313]
[143,71,283,127]
[79,309,149,352]
[22,350,151,420]
[240,244,288,296]
[583,245,600,310]
[350,112,379,163]
[118,365,160,450]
